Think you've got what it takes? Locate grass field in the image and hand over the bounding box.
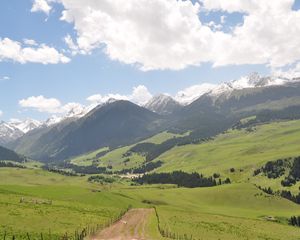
[157,120,300,182]
[2,120,300,239]
[70,131,184,170]
[0,168,140,239]
[1,167,300,239]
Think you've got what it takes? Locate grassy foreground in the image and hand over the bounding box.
[1,168,300,239]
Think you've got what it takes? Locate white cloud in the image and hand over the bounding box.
[19,96,62,113]
[220,15,226,24]
[201,0,300,68]
[87,85,152,105]
[19,95,87,116]
[64,35,79,55]
[0,110,3,117]
[87,93,129,104]
[59,0,214,71]
[273,62,300,79]
[206,21,222,31]
[130,85,153,105]
[0,38,70,64]
[23,39,38,46]
[31,0,52,15]
[175,83,217,104]
[57,0,300,70]
[0,76,10,81]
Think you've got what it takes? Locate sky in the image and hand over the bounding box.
[1,0,300,121]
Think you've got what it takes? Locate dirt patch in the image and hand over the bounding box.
[92,208,154,240]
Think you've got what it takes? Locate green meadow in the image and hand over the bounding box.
[157,120,300,180]
[2,120,300,239]
[70,131,184,170]
[1,167,300,239]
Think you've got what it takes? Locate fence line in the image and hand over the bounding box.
[1,205,132,240]
[153,207,194,240]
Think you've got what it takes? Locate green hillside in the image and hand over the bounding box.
[3,119,300,239]
[156,120,300,179]
[0,145,25,162]
[70,131,185,170]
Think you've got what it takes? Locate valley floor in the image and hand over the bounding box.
[1,168,300,240]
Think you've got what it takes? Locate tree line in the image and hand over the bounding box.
[133,171,231,188]
[125,136,212,163]
[254,156,300,187]
[0,161,26,169]
[257,185,300,205]
[290,216,300,227]
[115,161,163,175]
[43,162,109,175]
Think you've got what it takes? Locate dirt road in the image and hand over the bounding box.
[92,208,155,240]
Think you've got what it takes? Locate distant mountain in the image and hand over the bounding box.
[174,73,300,105]
[0,119,42,145]
[0,145,25,162]
[0,121,24,145]
[208,73,300,98]
[145,94,182,115]
[44,103,89,127]
[170,79,300,134]
[7,73,300,163]
[10,119,42,133]
[10,100,163,161]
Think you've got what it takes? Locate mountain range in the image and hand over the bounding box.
[2,72,300,162]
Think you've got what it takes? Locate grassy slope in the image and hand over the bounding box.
[3,120,300,239]
[157,120,300,181]
[0,168,138,239]
[70,131,183,170]
[2,168,300,239]
[1,167,300,239]
[120,183,300,240]
[70,147,109,166]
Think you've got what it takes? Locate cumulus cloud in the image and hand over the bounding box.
[59,0,214,70]
[31,0,52,15]
[23,39,38,46]
[131,85,153,105]
[0,38,70,64]
[19,96,62,113]
[87,93,129,104]
[87,85,152,105]
[56,0,300,70]
[19,95,86,116]
[273,62,300,79]
[0,110,3,117]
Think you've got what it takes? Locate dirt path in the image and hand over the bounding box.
[92,208,155,240]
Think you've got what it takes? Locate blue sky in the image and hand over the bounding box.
[1,0,299,121]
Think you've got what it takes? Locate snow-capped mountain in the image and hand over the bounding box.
[175,83,217,105]
[9,119,42,133]
[0,121,24,145]
[174,73,300,105]
[145,94,182,115]
[208,73,300,98]
[0,119,43,145]
[43,98,119,127]
[45,103,89,127]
